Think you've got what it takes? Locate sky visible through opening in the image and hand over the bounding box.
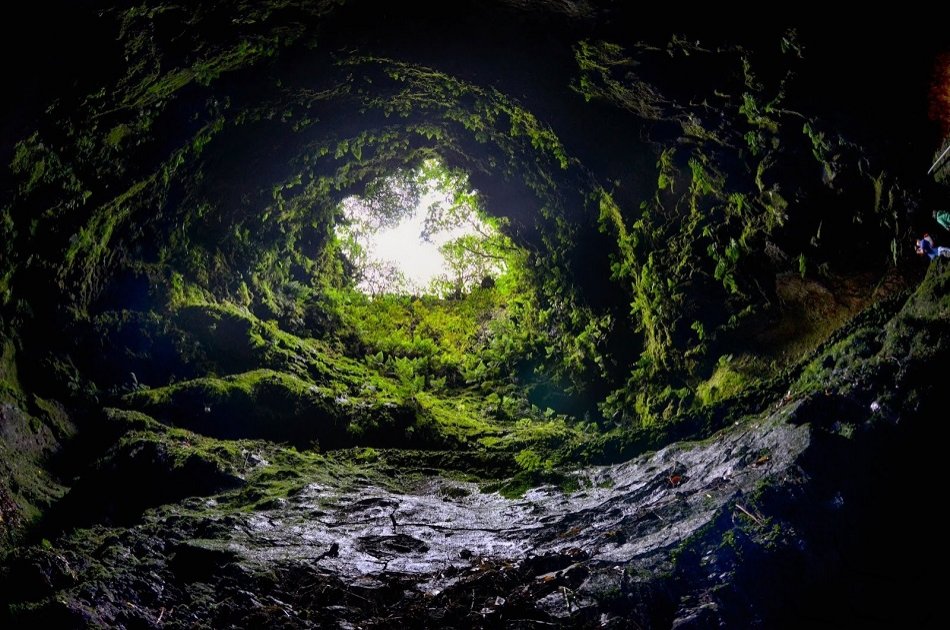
[336,163,506,296]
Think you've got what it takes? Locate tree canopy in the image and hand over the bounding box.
[333,158,514,297]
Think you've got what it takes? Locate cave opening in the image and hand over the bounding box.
[1,6,947,626]
[333,158,515,297]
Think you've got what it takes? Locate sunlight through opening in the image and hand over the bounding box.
[335,159,509,296]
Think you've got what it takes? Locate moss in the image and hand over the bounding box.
[720,530,738,550]
[0,423,69,540]
[490,467,580,499]
[29,397,75,444]
[514,448,547,472]
[0,337,77,547]
[0,14,932,576]
[354,447,380,462]
[739,92,779,133]
[121,35,284,111]
[101,408,165,435]
[882,263,950,358]
[45,418,251,527]
[100,408,261,478]
[68,410,406,525]
[62,176,156,308]
[414,391,504,446]
[171,301,403,395]
[802,122,832,165]
[0,339,22,402]
[9,132,83,197]
[793,325,885,396]
[122,367,418,450]
[98,296,588,462]
[105,124,131,149]
[695,355,759,407]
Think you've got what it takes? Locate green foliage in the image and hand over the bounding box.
[695,355,755,406]
[98,294,577,460]
[328,286,517,389]
[2,10,922,509]
[353,56,570,170]
[738,93,779,133]
[344,169,426,232]
[414,391,505,445]
[802,122,831,164]
[0,339,22,402]
[572,40,665,118]
[744,130,765,155]
[355,447,380,462]
[334,158,516,297]
[514,448,549,472]
[657,148,677,191]
[711,238,743,295]
[10,133,82,196]
[688,158,721,199]
[106,124,132,149]
[570,34,911,426]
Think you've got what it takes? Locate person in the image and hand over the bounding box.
[934,210,950,231]
[916,234,950,260]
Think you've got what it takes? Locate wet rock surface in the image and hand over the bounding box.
[223,405,807,583]
[2,405,814,627]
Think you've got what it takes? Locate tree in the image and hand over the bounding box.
[334,157,517,297]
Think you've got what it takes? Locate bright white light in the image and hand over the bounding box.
[337,176,500,295]
[358,189,474,288]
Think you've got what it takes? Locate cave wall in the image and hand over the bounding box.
[0,0,945,548]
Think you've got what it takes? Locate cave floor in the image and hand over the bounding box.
[14,401,810,626]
